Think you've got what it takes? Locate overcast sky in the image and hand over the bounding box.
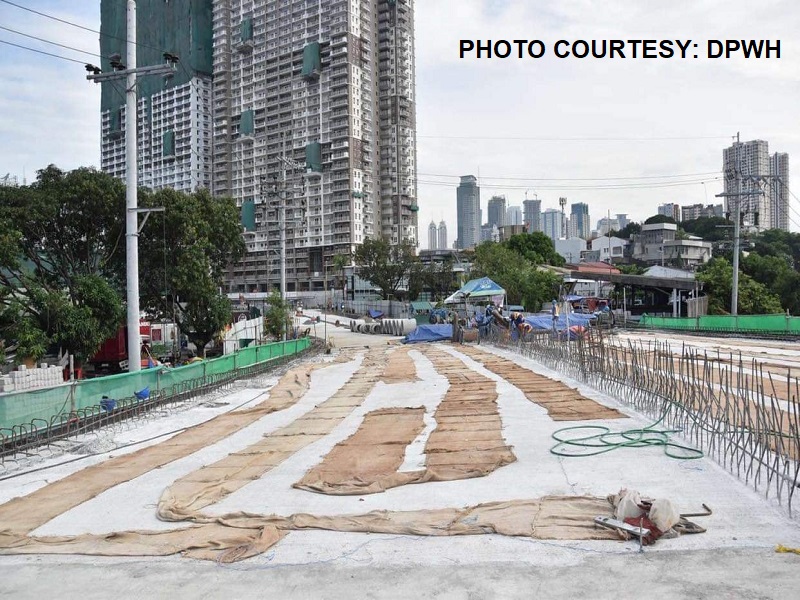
[1,1,798,247]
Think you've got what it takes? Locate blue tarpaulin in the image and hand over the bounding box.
[368,309,384,319]
[524,313,594,330]
[402,324,452,344]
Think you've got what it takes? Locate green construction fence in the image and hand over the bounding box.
[639,313,800,334]
[0,338,310,431]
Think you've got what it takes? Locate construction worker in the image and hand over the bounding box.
[551,299,560,334]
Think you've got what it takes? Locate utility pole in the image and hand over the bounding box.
[717,173,777,315]
[263,144,308,341]
[86,0,177,372]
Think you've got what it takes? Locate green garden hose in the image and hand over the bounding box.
[550,413,704,460]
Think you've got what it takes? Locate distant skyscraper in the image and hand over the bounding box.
[616,214,629,230]
[596,217,620,236]
[681,204,724,221]
[542,209,562,241]
[523,199,541,233]
[457,175,480,249]
[506,205,522,226]
[657,203,681,222]
[428,221,438,250]
[770,152,790,231]
[723,139,771,231]
[487,196,507,228]
[481,223,500,243]
[570,203,590,239]
[438,221,448,250]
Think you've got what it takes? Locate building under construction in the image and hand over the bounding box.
[99,0,418,294]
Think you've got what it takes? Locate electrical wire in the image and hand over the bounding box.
[417,171,722,182]
[0,37,86,64]
[0,23,105,59]
[417,134,731,142]
[415,177,723,192]
[0,0,163,53]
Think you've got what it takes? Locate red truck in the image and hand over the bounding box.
[87,323,154,375]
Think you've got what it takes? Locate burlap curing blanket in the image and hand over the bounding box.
[0,346,621,562]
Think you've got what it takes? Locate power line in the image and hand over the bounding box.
[417,171,722,183]
[0,0,163,53]
[0,0,102,36]
[417,134,731,142]
[414,177,723,192]
[0,38,86,64]
[0,24,104,59]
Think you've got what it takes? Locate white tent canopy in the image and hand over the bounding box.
[444,277,506,305]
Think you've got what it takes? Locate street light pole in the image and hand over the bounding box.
[124,0,139,372]
[86,1,176,372]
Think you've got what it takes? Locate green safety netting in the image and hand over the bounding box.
[0,339,310,430]
[640,314,799,334]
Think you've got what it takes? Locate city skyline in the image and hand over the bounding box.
[0,1,798,248]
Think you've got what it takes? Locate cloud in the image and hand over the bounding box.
[0,2,101,177]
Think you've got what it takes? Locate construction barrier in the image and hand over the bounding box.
[640,313,800,335]
[0,339,311,431]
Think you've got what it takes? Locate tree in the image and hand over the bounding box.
[611,222,642,239]
[407,256,458,303]
[0,166,126,362]
[472,242,560,310]
[332,253,349,308]
[644,214,676,225]
[617,264,645,276]
[697,258,783,315]
[263,291,292,340]
[680,217,732,242]
[741,252,800,314]
[503,232,565,266]
[135,187,245,353]
[353,237,418,300]
[752,229,800,268]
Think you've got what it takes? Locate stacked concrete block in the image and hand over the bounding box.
[0,364,64,394]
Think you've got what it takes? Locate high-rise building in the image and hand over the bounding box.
[506,205,522,226]
[437,221,448,250]
[523,198,541,233]
[542,208,562,241]
[681,203,724,221]
[428,221,438,250]
[657,203,681,222]
[214,0,417,292]
[723,139,771,232]
[570,203,590,239]
[456,175,480,249]
[770,152,790,231]
[487,196,507,228]
[596,217,620,236]
[480,223,499,243]
[100,0,418,294]
[616,214,629,230]
[99,0,214,193]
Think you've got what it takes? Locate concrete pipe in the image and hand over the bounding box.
[400,319,417,336]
